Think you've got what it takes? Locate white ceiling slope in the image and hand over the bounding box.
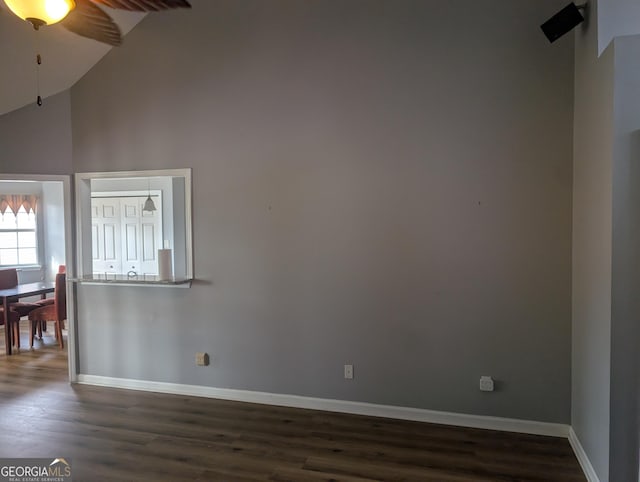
[598,0,640,55]
[0,4,145,115]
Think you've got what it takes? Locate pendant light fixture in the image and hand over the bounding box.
[3,0,76,29]
[143,178,156,212]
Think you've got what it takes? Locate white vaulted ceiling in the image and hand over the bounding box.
[0,4,145,115]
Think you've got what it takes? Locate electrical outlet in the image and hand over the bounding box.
[195,352,209,366]
[344,364,354,379]
[479,376,494,392]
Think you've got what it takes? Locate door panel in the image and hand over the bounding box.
[91,198,122,274]
[125,224,138,261]
[103,224,117,260]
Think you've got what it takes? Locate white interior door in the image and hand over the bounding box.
[92,194,162,276]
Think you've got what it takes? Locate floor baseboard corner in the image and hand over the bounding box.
[568,427,601,482]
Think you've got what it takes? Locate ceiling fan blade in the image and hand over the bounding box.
[61,0,122,46]
[90,0,191,11]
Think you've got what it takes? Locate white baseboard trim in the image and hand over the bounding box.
[568,427,601,482]
[77,374,569,438]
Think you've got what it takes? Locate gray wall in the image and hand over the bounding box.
[572,1,614,479]
[610,34,640,482]
[71,0,574,422]
[572,5,640,479]
[42,182,67,281]
[0,91,72,175]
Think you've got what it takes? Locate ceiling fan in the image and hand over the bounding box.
[2,0,192,46]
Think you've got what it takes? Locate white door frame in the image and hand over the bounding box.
[0,173,76,382]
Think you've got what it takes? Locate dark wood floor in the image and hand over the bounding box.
[0,324,586,481]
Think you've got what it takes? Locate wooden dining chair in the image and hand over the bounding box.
[0,268,39,316]
[28,273,66,349]
[0,307,21,348]
[34,265,66,308]
[0,268,39,348]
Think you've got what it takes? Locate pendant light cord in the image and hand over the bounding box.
[36,52,42,106]
[34,29,42,106]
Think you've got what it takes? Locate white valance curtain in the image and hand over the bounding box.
[0,194,38,215]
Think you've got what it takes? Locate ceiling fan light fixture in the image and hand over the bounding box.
[3,0,76,27]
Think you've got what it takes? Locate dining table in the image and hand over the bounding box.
[0,281,55,355]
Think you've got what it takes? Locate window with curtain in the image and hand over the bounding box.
[0,195,38,266]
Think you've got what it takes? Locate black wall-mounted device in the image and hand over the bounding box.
[541,2,585,43]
